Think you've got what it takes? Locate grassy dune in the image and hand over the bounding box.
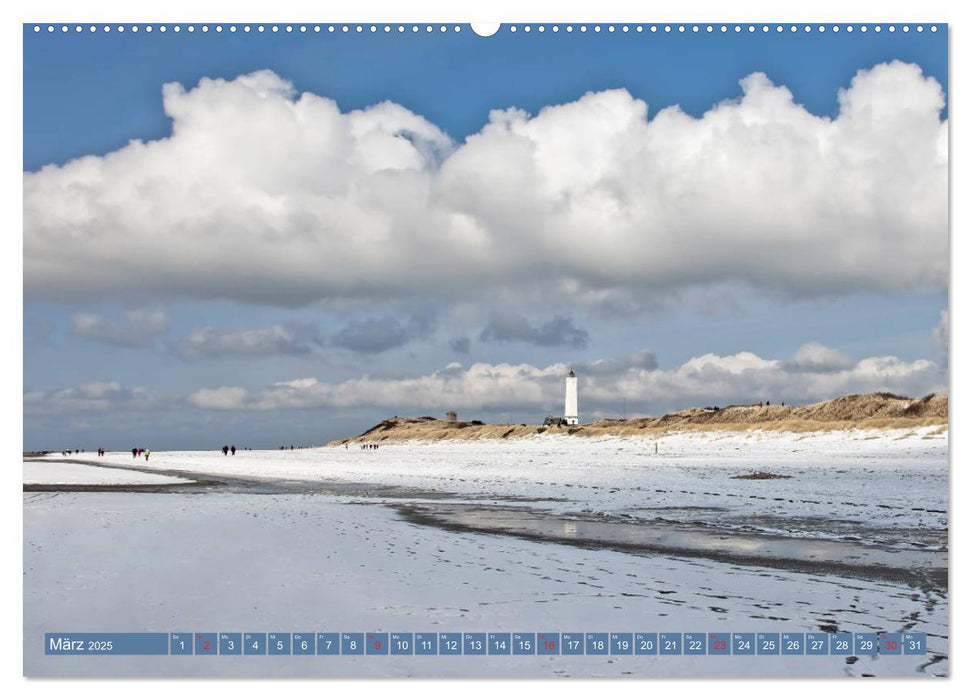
[331,392,948,445]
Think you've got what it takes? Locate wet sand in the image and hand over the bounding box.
[24,451,949,677]
[27,457,947,591]
[396,503,947,590]
[23,458,563,501]
[23,481,224,493]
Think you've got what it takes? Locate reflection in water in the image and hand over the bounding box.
[400,503,947,588]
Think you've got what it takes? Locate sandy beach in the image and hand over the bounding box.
[24,426,948,677]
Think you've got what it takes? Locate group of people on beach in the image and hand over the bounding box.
[222,445,237,456]
[130,447,151,460]
[357,442,381,450]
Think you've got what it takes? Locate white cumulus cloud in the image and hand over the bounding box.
[185,344,945,414]
[25,62,947,308]
[783,342,855,373]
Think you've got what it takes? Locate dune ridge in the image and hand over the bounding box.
[331,392,948,445]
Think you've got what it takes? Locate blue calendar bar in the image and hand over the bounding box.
[415,633,438,655]
[708,633,730,655]
[781,633,805,655]
[219,633,241,655]
[806,633,829,655]
[366,633,389,655]
[757,633,780,655]
[293,633,315,655]
[537,632,559,655]
[684,632,706,655]
[317,633,339,655]
[585,633,608,655]
[44,631,930,656]
[45,633,169,655]
[439,633,461,655]
[513,633,536,655]
[903,633,927,655]
[268,633,291,655]
[855,633,878,655]
[659,632,682,655]
[341,633,364,655]
[733,633,755,655]
[488,633,511,655]
[244,632,266,655]
[610,633,633,655]
[831,632,852,655]
[170,633,192,655]
[463,633,486,655]
[635,633,658,655]
[391,633,414,655]
[562,633,584,655]
[879,633,903,655]
[194,633,216,655]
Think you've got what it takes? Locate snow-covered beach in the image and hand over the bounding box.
[23,460,193,486]
[23,428,948,677]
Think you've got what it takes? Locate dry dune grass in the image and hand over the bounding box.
[330,392,948,445]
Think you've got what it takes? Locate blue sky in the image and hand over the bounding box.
[25,26,947,170]
[23,23,949,450]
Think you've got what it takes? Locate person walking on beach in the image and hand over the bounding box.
[231,445,236,456]
[132,447,137,458]
[222,445,229,456]
[145,449,151,461]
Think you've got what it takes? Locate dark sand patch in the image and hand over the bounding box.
[396,503,947,590]
[24,481,223,494]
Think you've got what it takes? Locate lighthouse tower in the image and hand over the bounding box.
[564,370,579,425]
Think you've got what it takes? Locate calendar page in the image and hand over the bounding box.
[22,14,949,679]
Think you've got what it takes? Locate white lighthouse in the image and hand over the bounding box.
[564,369,579,425]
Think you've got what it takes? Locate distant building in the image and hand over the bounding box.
[564,370,579,425]
[445,411,457,423]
